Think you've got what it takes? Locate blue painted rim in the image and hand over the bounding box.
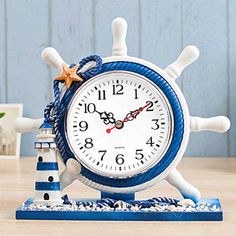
[59,61,184,188]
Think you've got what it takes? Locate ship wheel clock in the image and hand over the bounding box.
[15,17,230,221]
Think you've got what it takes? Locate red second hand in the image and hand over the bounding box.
[106,102,152,134]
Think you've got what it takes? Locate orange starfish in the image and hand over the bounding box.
[55,64,83,88]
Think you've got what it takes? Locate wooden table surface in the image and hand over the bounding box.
[0,157,236,236]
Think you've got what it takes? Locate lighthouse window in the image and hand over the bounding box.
[38,156,43,162]
[44,193,49,200]
[48,176,54,182]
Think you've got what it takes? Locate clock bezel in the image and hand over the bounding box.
[65,71,174,179]
[58,56,190,193]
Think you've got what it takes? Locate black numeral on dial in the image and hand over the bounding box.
[112,84,124,95]
[135,149,144,160]
[115,154,125,165]
[79,121,88,132]
[134,89,138,99]
[146,137,154,146]
[98,150,107,161]
[146,101,154,111]
[84,138,93,149]
[84,103,96,113]
[98,90,106,100]
[151,119,160,130]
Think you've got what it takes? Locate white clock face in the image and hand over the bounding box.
[66,71,173,178]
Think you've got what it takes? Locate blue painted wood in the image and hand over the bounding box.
[140,0,182,63]
[16,198,223,221]
[0,1,6,103]
[101,192,135,201]
[94,0,140,57]
[182,0,228,157]
[51,0,94,64]
[140,0,183,88]
[6,0,50,156]
[228,0,236,156]
[0,0,233,157]
[49,0,94,99]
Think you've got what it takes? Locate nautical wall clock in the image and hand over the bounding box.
[15,17,230,221]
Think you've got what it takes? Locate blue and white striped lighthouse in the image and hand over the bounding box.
[34,121,63,206]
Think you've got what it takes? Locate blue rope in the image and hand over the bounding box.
[62,195,179,208]
[78,55,102,80]
[44,55,102,161]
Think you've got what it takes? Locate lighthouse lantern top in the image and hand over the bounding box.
[39,121,53,129]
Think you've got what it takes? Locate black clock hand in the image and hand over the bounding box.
[95,110,116,125]
[124,101,152,122]
[124,109,140,121]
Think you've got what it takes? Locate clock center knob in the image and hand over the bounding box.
[115,120,124,129]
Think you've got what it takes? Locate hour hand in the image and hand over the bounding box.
[95,110,116,125]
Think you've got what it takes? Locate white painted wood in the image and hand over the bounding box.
[33,191,63,206]
[95,0,139,57]
[14,117,44,133]
[36,171,60,182]
[190,116,230,133]
[112,17,128,56]
[165,169,201,202]
[60,158,81,190]
[41,47,67,72]
[165,45,199,80]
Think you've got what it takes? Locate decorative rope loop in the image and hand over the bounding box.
[77,55,102,80]
[44,55,102,161]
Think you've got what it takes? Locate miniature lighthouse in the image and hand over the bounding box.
[34,121,63,206]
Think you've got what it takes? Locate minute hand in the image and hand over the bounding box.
[106,102,152,134]
[123,103,150,122]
